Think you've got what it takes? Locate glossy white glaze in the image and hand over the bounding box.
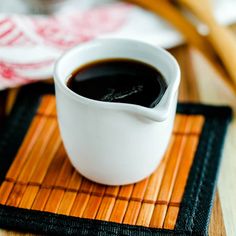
[54,38,180,185]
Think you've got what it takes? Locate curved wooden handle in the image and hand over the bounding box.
[178,0,236,84]
[208,25,236,84]
[126,0,215,57]
[126,0,236,94]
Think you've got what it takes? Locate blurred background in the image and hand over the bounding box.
[0,0,236,235]
[0,0,236,89]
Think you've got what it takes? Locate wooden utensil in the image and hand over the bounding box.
[177,0,236,86]
[125,0,236,95]
[126,0,215,59]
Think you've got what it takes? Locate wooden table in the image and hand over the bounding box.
[172,42,236,236]
[0,39,236,235]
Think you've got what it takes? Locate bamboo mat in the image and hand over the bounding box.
[0,94,205,230]
[0,44,233,235]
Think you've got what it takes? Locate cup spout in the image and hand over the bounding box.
[141,90,177,122]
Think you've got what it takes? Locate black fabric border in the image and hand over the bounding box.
[0,84,54,184]
[0,204,192,236]
[175,106,232,236]
[0,83,232,236]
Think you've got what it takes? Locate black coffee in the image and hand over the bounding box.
[67,59,167,108]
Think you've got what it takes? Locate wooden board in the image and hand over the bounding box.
[170,45,228,235]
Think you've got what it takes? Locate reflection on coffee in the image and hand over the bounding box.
[67,58,167,108]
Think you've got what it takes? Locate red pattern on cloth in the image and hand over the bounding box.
[0,3,131,89]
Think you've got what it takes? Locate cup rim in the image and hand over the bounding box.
[54,38,180,121]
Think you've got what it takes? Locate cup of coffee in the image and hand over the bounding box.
[54,38,180,185]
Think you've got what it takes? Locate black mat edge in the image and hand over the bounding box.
[0,83,232,236]
[175,104,232,236]
[0,84,54,184]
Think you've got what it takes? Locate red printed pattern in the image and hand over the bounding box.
[0,3,131,88]
[0,17,35,46]
[0,3,130,48]
[32,3,131,48]
[0,60,53,87]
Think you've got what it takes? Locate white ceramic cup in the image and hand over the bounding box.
[54,38,180,185]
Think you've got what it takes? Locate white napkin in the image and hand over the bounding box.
[0,0,236,90]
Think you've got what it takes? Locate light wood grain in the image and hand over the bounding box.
[188,47,236,236]
[209,192,226,236]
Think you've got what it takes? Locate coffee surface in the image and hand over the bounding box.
[67,59,167,108]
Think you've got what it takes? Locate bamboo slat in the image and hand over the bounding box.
[17,119,57,183]
[6,184,27,207]
[44,188,65,213]
[31,188,51,211]
[109,184,134,223]
[70,179,95,217]
[30,127,61,184]
[44,156,76,212]
[82,184,106,219]
[0,182,14,205]
[6,96,55,181]
[57,171,83,215]
[163,206,180,229]
[163,116,204,229]
[123,178,149,224]
[0,95,205,230]
[40,144,66,187]
[173,115,182,133]
[19,186,40,209]
[136,137,174,226]
[149,117,190,228]
[95,186,120,221]
[31,138,66,210]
